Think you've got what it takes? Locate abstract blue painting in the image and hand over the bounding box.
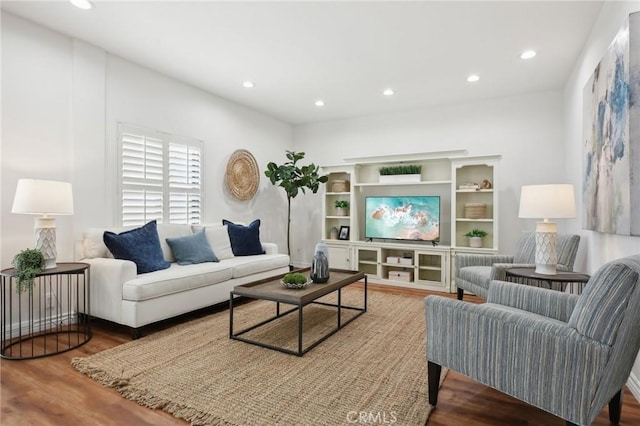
[583,12,639,236]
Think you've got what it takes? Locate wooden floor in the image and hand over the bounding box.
[1,284,640,425]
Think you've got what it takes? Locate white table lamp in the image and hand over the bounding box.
[518,184,576,275]
[12,179,74,269]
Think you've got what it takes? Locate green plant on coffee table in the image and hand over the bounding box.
[282,272,310,289]
[464,229,488,238]
[378,164,422,176]
[12,248,45,293]
[283,272,308,284]
[334,200,349,208]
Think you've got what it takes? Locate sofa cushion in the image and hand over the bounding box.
[224,253,291,279]
[166,229,218,265]
[122,262,233,301]
[157,224,193,262]
[103,220,171,274]
[192,224,235,260]
[223,219,265,256]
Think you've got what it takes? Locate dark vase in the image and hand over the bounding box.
[311,251,330,283]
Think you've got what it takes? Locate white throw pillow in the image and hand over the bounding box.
[156,224,193,263]
[192,224,235,260]
[82,228,110,259]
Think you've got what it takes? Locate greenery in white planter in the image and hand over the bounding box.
[12,248,45,293]
[464,229,488,238]
[334,200,349,208]
[464,229,488,248]
[379,165,422,175]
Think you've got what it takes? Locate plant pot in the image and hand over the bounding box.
[379,174,421,183]
[468,237,483,248]
[335,207,349,216]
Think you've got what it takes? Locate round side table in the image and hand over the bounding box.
[1,262,91,360]
[505,267,590,294]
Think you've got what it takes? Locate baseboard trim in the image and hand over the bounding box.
[7,311,77,339]
[628,372,640,402]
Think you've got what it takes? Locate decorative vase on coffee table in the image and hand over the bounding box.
[311,242,330,283]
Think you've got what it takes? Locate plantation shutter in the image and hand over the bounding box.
[119,124,202,226]
[169,143,202,224]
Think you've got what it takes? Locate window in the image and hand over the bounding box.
[119,124,202,226]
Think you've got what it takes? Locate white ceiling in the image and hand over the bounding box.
[2,1,604,125]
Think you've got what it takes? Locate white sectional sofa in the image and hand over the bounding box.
[76,222,289,337]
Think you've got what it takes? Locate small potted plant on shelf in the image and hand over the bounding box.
[334,200,349,216]
[12,248,45,293]
[464,229,488,248]
[378,165,422,183]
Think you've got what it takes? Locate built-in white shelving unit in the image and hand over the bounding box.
[321,150,500,293]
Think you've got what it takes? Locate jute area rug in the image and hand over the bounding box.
[72,289,441,425]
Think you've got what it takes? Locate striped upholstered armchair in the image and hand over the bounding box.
[426,255,640,426]
[456,231,580,300]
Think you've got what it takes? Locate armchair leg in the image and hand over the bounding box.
[428,361,442,406]
[456,288,464,301]
[609,389,623,424]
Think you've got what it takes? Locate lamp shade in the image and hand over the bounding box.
[518,184,576,219]
[11,179,74,215]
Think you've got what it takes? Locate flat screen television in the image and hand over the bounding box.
[365,196,440,242]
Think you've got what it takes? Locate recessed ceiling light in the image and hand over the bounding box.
[383,88,395,96]
[242,81,255,88]
[315,100,325,107]
[70,0,94,10]
[467,74,480,83]
[520,50,537,60]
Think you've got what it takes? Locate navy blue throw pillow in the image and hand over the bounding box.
[103,220,171,274]
[222,219,265,256]
[166,229,219,265]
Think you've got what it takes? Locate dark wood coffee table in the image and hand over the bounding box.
[229,268,366,356]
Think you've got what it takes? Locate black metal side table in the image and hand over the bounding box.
[1,262,91,360]
[505,267,590,294]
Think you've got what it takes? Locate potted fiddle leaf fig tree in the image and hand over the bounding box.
[265,150,328,255]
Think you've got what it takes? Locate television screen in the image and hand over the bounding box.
[365,196,440,241]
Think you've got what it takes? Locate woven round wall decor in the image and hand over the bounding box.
[225,149,260,201]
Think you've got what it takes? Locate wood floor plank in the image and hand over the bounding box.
[1,284,639,425]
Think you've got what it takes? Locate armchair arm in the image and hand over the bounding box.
[487,280,579,322]
[455,254,514,273]
[425,296,611,425]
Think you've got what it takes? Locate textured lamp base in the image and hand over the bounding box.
[535,221,557,275]
[35,217,57,269]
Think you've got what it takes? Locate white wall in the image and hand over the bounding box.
[292,91,568,264]
[562,0,640,400]
[1,13,75,267]
[1,12,293,270]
